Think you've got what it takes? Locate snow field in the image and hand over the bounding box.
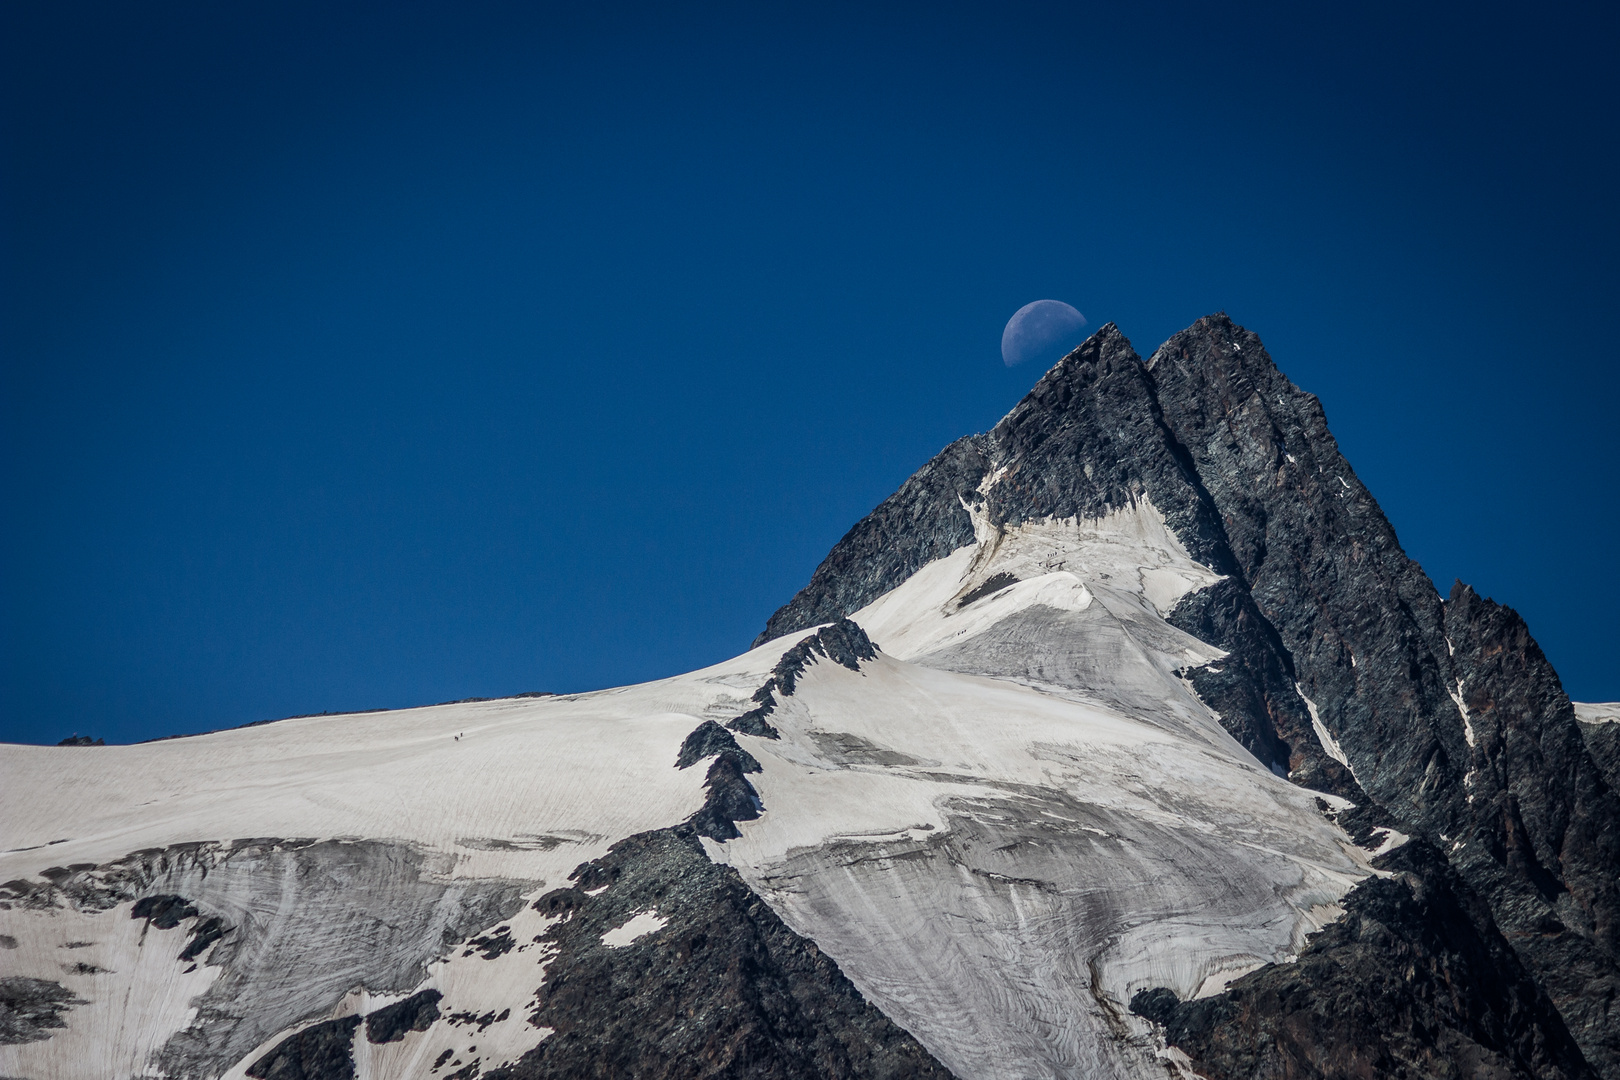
[0,900,220,1080]
[0,498,1391,1080]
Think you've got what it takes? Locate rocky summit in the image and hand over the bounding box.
[2,316,1615,1080]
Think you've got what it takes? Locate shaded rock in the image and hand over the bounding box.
[685,752,765,842]
[774,618,879,686]
[758,322,1360,811]
[1443,583,1620,1074]
[463,925,516,960]
[756,437,990,646]
[0,977,86,1044]
[755,314,1620,1076]
[1576,706,1620,792]
[132,894,198,929]
[246,1015,360,1080]
[364,989,442,1044]
[676,721,760,772]
[1126,986,1179,1027]
[956,571,1018,609]
[1145,315,1620,1076]
[179,916,227,961]
[700,620,879,840]
[729,619,880,739]
[487,829,956,1080]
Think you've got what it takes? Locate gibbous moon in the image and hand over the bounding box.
[1001,300,1088,368]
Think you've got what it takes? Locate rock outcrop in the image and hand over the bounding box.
[488,829,956,1080]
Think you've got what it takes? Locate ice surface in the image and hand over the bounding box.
[0,645,800,1080]
[709,653,1369,1079]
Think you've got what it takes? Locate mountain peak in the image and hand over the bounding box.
[754,312,1620,1074]
[758,316,1230,645]
[8,315,1614,1080]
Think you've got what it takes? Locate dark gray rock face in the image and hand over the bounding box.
[1168,576,1365,799]
[0,977,85,1044]
[1132,840,1594,1080]
[246,1015,361,1080]
[1146,317,1620,1077]
[680,722,768,843]
[759,324,1361,834]
[976,324,1227,565]
[1579,715,1620,792]
[756,436,990,647]
[759,328,1222,647]
[758,315,1619,1078]
[131,893,200,929]
[1443,584,1620,1074]
[686,752,766,842]
[731,619,879,739]
[487,829,957,1080]
[771,618,879,688]
[956,571,1018,609]
[695,619,879,842]
[1145,316,1474,836]
[677,721,760,771]
[364,989,443,1044]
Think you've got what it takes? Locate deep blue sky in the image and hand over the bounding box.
[4,2,1617,744]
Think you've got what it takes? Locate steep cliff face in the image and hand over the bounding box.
[1442,585,1620,1073]
[759,323,1380,818]
[1145,317,1620,1076]
[484,828,955,1080]
[1577,704,1620,791]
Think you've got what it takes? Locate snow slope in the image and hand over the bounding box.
[707,501,1377,1079]
[1574,702,1620,725]
[0,500,1379,1080]
[0,651,790,1079]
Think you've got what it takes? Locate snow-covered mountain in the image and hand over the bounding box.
[2,315,1615,1080]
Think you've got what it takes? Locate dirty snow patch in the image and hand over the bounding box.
[1574,702,1620,725]
[1296,685,1351,770]
[1448,680,1476,747]
[601,911,667,949]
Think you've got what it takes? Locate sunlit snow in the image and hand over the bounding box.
[0,497,1387,1080]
